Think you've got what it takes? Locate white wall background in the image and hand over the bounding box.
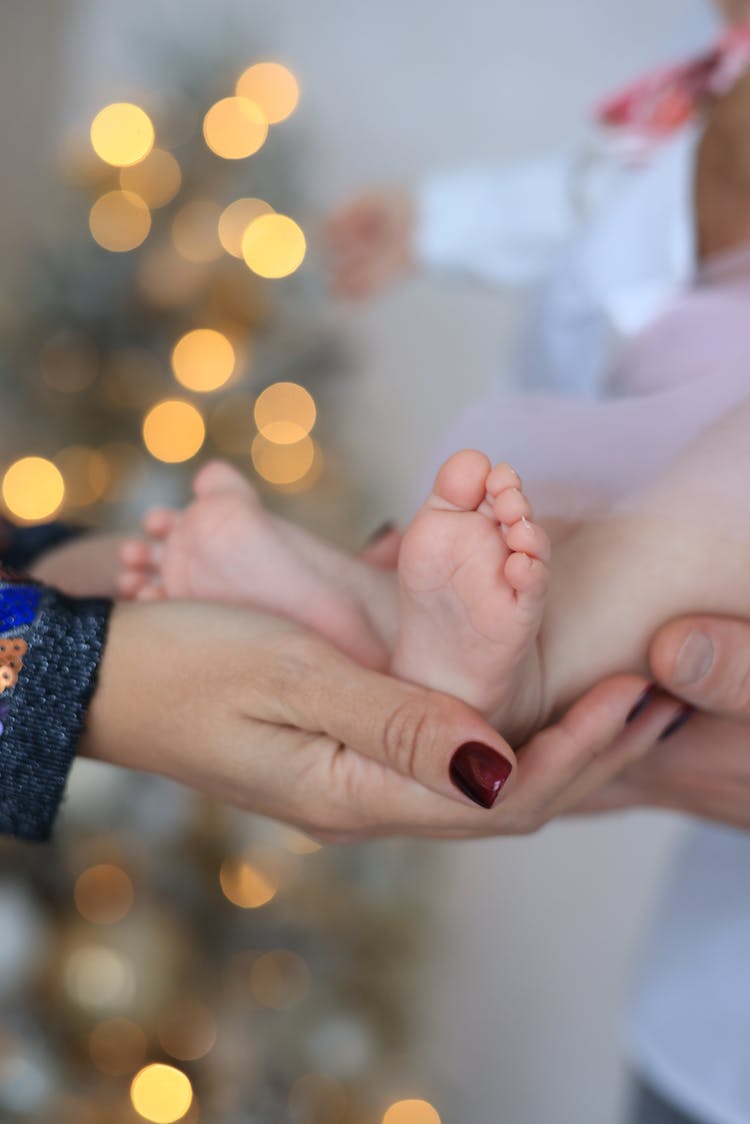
[7,1,725,1120]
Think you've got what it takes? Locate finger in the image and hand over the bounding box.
[650,616,750,718]
[273,637,517,810]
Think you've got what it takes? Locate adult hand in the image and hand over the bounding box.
[79,601,684,842]
[326,189,415,299]
[574,616,750,829]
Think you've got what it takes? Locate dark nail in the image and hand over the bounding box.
[449,742,513,809]
[626,685,660,724]
[658,705,695,742]
[364,521,396,547]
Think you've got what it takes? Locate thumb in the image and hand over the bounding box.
[650,615,750,719]
[289,641,516,810]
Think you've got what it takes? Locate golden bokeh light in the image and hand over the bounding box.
[142,400,205,463]
[90,103,155,167]
[89,1018,147,1077]
[289,1073,347,1123]
[130,1063,193,1124]
[219,857,278,909]
[74,864,135,925]
[171,328,235,392]
[254,381,316,444]
[171,200,223,263]
[202,96,268,159]
[382,1101,442,1124]
[242,213,306,278]
[40,331,99,393]
[2,457,65,523]
[157,999,217,1062]
[90,190,151,252]
[55,446,111,509]
[218,197,274,258]
[59,129,113,187]
[208,392,255,455]
[251,433,316,486]
[64,946,135,1011]
[250,950,311,1009]
[236,62,300,125]
[120,148,182,209]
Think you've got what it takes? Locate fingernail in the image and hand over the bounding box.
[363,521,396,547]
[449,743,513,809]
[672,630,714,686]
[658,705,695,741]
[626,685,660,724]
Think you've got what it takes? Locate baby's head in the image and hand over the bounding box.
[715,0,750,25]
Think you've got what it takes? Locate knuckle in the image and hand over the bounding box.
[382,692,441,777]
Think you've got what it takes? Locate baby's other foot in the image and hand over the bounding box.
[392,450,550,742]
[117,461,387,668]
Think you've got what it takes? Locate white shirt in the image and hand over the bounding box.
[415,128,750,1124]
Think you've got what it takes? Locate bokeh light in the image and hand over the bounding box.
[64,946,135,1011]
[89,190,151,252]
[202,96,268,159]
[2,457,65,523]
[289,1073,347,1124]
[171,200,223,263]
[120,148,182,209]
[89,1019,147,1077]
[40,331,99,393]
[254,381,316,444]
[142,400,205,463]
[218,197,274,258]
[242,213,306,278]
[157,999,217,1062]
[282,830,323,855]
[219,857,278,909]
[54,446,111,508]
[251,433,317,486]
[236,62,300,125]
[90,103,155,167]
[130,1063,193,1124]
[382,1101,442,1124]
[208,392,255,455]
[250,950,311,1009]
[171,329,235,392]
[74,864,134,925]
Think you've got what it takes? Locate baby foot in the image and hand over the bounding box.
[117,461,392,669]
[392,450,550,743]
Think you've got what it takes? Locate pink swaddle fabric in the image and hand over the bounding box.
[429,246,750,521]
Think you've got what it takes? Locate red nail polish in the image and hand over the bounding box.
[450,743,512,809]
[626,684,660,724]
[658,705,694,741]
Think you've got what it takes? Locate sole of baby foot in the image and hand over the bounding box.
[145,461,389,669]
[392,450,551,744]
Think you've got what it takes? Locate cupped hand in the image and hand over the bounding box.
[79,601,684,842]
[326,189,415,299]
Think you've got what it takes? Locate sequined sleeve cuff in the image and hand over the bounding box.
[0,569,112,842]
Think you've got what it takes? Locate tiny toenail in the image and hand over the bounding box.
[449,743,513,809]
[521,516,531,527]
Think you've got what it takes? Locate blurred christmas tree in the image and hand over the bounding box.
[0,45,439,1124]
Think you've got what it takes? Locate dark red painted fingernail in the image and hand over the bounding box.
[364,521,396,547]
[658,705,695,741]
[626,685,660,724]
[449,743,513,809]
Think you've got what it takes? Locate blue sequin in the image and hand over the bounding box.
[0,586,40,633]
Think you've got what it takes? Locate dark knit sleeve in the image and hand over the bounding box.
[0,567,112,842]
[0,515,88,570]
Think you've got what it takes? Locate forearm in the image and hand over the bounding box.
[29,532,126,597]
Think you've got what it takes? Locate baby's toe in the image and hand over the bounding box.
[430,450,492,512]
[504,552,549,600]
[493,487,532,527]
[117,570,152,600]
[193,460,258,501]
[486,462,521,497]
[505,517,551,564]
[135,582,166,602]
[143,508,178,540]
[119,538,156,570]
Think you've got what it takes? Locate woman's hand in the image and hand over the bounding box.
[79,601,683,842]
[574,616,750,829]
[326,189,415,299]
